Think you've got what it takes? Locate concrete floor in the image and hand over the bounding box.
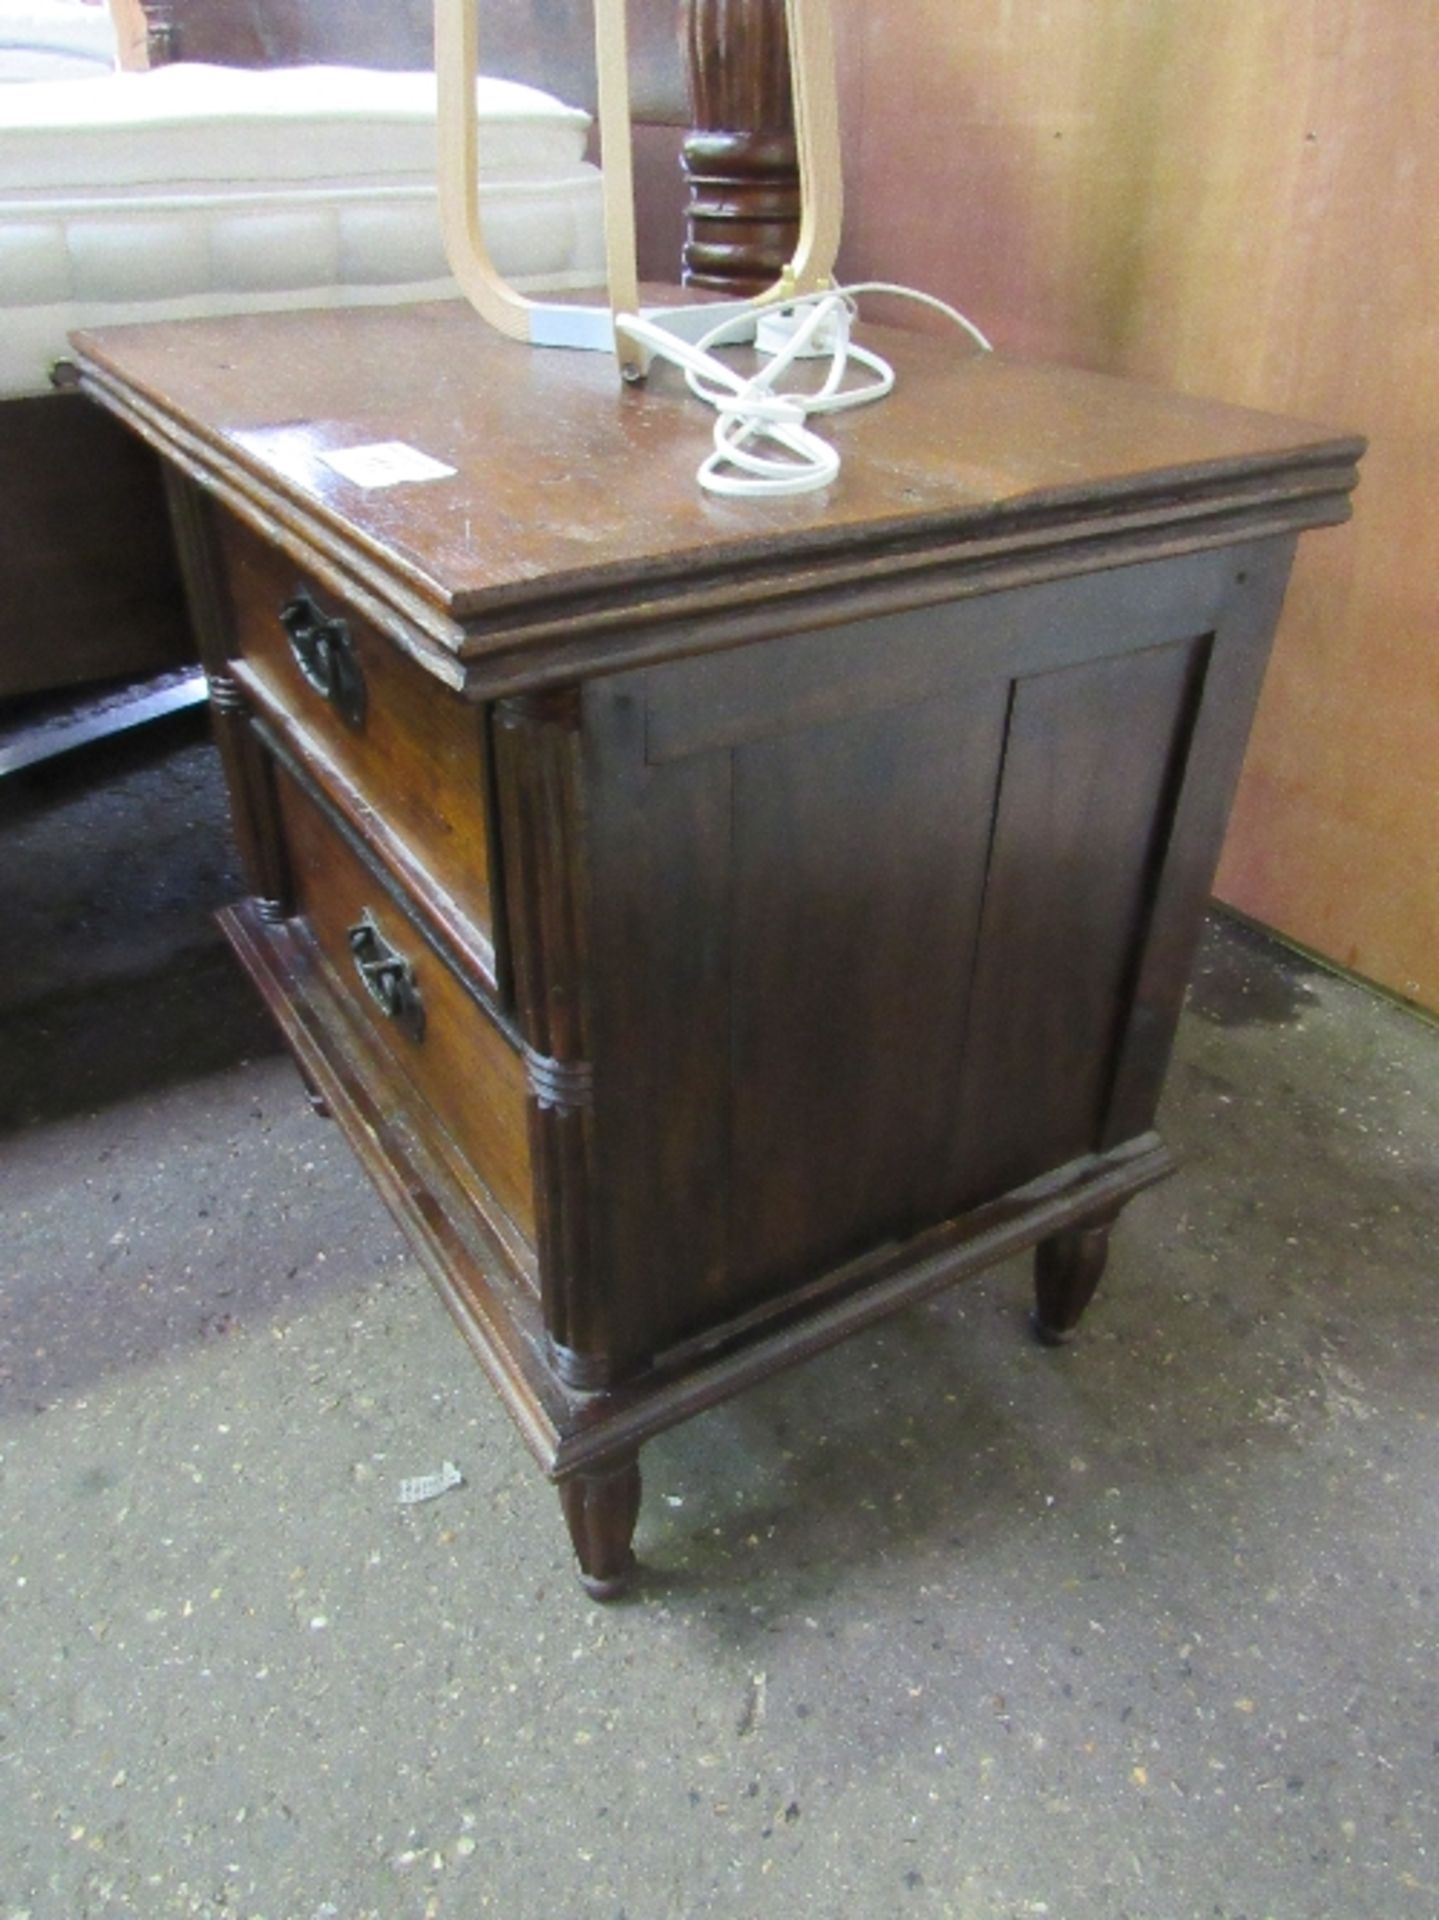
[1,715,1436,1920]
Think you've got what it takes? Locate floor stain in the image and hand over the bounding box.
[1187,912,1325,1028]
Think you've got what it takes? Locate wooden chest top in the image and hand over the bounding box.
[72,299,1362,692]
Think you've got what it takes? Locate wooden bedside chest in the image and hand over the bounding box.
[72,303,1361,1596]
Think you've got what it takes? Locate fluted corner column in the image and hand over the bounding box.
[681,0,801,294]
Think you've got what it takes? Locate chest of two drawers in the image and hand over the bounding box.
[202,508,540,1298]
[76,306,1362,1597]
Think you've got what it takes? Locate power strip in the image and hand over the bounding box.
[755,303,846,359]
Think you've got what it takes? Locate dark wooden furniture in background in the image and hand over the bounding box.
[73,300,1360,1593]
[2,0,797,707]
[0,389,192,701]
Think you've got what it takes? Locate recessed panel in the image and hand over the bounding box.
[726,688,1009,1297]
[952,635,1207,1203]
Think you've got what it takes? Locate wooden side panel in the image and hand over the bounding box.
[951,637,1204,1205]
[584,682,736,1348]
[727,689,1008,1289]
[1101,540,1296,1145]
[583,547,1293,1361]
[589,660,1015,1346]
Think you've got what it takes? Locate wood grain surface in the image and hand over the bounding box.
[275,758,535,1245]
[217,509,500,981]
[72,304,1360,672]
[582,543,1290,1353]
[830,0,1432,1009]
[682,0,799,291]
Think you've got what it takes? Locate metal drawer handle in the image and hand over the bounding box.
[279,589,366,727]
[347,910,425,1042]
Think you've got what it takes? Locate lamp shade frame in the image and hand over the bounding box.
[433,0,843,379]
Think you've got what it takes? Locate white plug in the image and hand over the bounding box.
[755,302,846,359]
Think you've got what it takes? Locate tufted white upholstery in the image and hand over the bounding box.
[0,62,606,397]
[0,0,117,81]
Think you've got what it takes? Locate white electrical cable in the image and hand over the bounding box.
[617,281,992,501]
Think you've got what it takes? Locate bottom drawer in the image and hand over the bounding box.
[273,760,536,1246]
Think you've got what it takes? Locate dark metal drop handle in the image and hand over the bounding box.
[347,911,425,1042]
[279,589,366,727]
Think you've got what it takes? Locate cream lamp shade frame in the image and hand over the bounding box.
[433,0,844,381]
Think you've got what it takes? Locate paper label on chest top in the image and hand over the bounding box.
[316,441,458,489]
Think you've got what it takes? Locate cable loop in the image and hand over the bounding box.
[617,283,991,500]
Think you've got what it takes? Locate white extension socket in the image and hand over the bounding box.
[755,302,847,358]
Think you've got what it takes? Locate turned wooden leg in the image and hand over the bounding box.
[1032,1217,1115,1345]
[559,1453,641,1600]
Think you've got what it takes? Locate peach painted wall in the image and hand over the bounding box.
[833,0,1439,1009]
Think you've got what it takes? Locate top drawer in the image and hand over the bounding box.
[215,510,499,986]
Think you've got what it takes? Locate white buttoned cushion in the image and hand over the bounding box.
[0,0,117,81]
[0,63,606,396]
